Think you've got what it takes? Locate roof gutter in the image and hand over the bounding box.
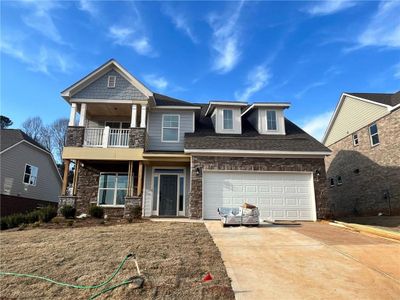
[184,148,331,156]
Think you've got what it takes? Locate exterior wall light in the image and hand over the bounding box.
[195,167,202,176]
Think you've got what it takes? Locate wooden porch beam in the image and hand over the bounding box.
[72,160,80,196]
[61,159,70,196]
[127,161,133,197]
[137,161,143,196]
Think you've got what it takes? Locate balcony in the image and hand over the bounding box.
[84,127,130,148]
[65,126,146,149]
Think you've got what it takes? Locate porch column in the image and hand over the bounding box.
[61,159,70,196]
[78,103,87,127]
[72,160,80,196]
[137,161,143,196]
[69,103,77,126]
[130,104,137,128]
[127,161,134,197]
[140,104,147,128]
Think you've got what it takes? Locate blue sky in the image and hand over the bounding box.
[1,0,399,140]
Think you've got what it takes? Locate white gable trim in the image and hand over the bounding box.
[61,59,153,100]
[205,101,248,116]
[322,93,391,144]
[1,140,62,182]
[241,103,291,116]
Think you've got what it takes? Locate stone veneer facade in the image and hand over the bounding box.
[128,128,146,149]
[65,126,85,147]
[325,108,400,217]
[189,156,329,219]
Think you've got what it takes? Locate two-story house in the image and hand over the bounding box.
[323,92,400,217]
[59,59,331,221]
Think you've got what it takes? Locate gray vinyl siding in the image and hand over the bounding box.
[72,69,147,100]
[143,165,190,217]
[147,110,194,151]
[0,142,62,202]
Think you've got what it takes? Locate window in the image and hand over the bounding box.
[352,133,359,146]
[336,175,342,186]
[162,115,179,142]
[107,75,116,88]
[152,176,158,212]
[23,164,38,186]
[223,109,233,130]
[98,173,128,206]
[105,121,130,129]
[369,123,379,146]
[266,110,277,130]
[329,177,335,187]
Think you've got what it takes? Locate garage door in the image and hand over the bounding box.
[203,171,316,221]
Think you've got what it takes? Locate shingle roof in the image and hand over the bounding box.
[346,91,400,107]
[153,93,198,107]
[185,104,330,153]
[0,129,49,152]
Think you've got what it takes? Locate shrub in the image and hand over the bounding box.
[89,205,104,219]
[0,218,8,230]
[38,206,57,223]
[60,205,76,219]
[131,205,142,219]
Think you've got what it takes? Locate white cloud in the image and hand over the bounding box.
[306,0,356,16]
[208,0,244,74]
[295,81,326,99]
[163,6,198,43]
[19,0,65,44]
[300,111,334,141]
[0,37,73,75]
[395,63,400,79]
[143,74,168,91]
[357,1,400,48]
[235,65,271,101]
[78,0,98,17]
[108,25,155,57]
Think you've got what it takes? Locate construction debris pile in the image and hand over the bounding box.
[218,203,260,226]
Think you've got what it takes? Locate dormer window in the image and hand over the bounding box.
[107,75,116,88]
[223,109,233,130]
[266,110,277,131]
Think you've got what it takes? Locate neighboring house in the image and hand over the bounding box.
[323,92,400,217]
[0,129,62,216]
[59,59,331,221]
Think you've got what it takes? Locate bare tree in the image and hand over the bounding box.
[0,115,13,129]
[22,117,44,143]
[50,118,69,162]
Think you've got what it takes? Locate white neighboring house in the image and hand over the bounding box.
[0,129,62,216]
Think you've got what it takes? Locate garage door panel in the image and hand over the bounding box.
[203,171,316,221]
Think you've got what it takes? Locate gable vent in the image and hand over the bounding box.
[107,75,116,88]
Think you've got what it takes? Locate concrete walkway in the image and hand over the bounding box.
[205,221,400,300]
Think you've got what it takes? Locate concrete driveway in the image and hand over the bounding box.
[205,221,400,300]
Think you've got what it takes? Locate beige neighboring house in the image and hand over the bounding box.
[0,129,62,216]
[323,91,400,217]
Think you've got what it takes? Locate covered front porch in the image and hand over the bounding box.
[59,159,144,218]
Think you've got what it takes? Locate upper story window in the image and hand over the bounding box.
[162,114,180,142]
[23,164,38,186]
[266,110,277,130]
[352,133,359,146]
[107,75,116,88]
[105,121,130,129]
[223,109,233,130]
[369,123,379,146]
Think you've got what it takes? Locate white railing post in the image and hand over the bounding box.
[102,126,110,148]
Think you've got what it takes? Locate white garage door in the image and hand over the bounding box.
[203,171,316,221]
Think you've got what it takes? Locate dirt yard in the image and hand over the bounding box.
[0,222,234,299]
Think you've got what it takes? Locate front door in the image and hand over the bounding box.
[159,174,178,216]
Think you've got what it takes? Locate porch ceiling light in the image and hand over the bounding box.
[196,167,202,176]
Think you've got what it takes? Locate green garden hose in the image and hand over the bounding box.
[0,253,142,299]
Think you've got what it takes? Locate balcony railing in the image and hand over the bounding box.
[83,127,129,148]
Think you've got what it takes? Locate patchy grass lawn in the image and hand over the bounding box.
[0,222,234,299]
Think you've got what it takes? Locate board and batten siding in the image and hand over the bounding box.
[325,96,389,146]
[72,69,147,100]
[0,143,62,202]
[142,165,190,217]
[147,110,195,151]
